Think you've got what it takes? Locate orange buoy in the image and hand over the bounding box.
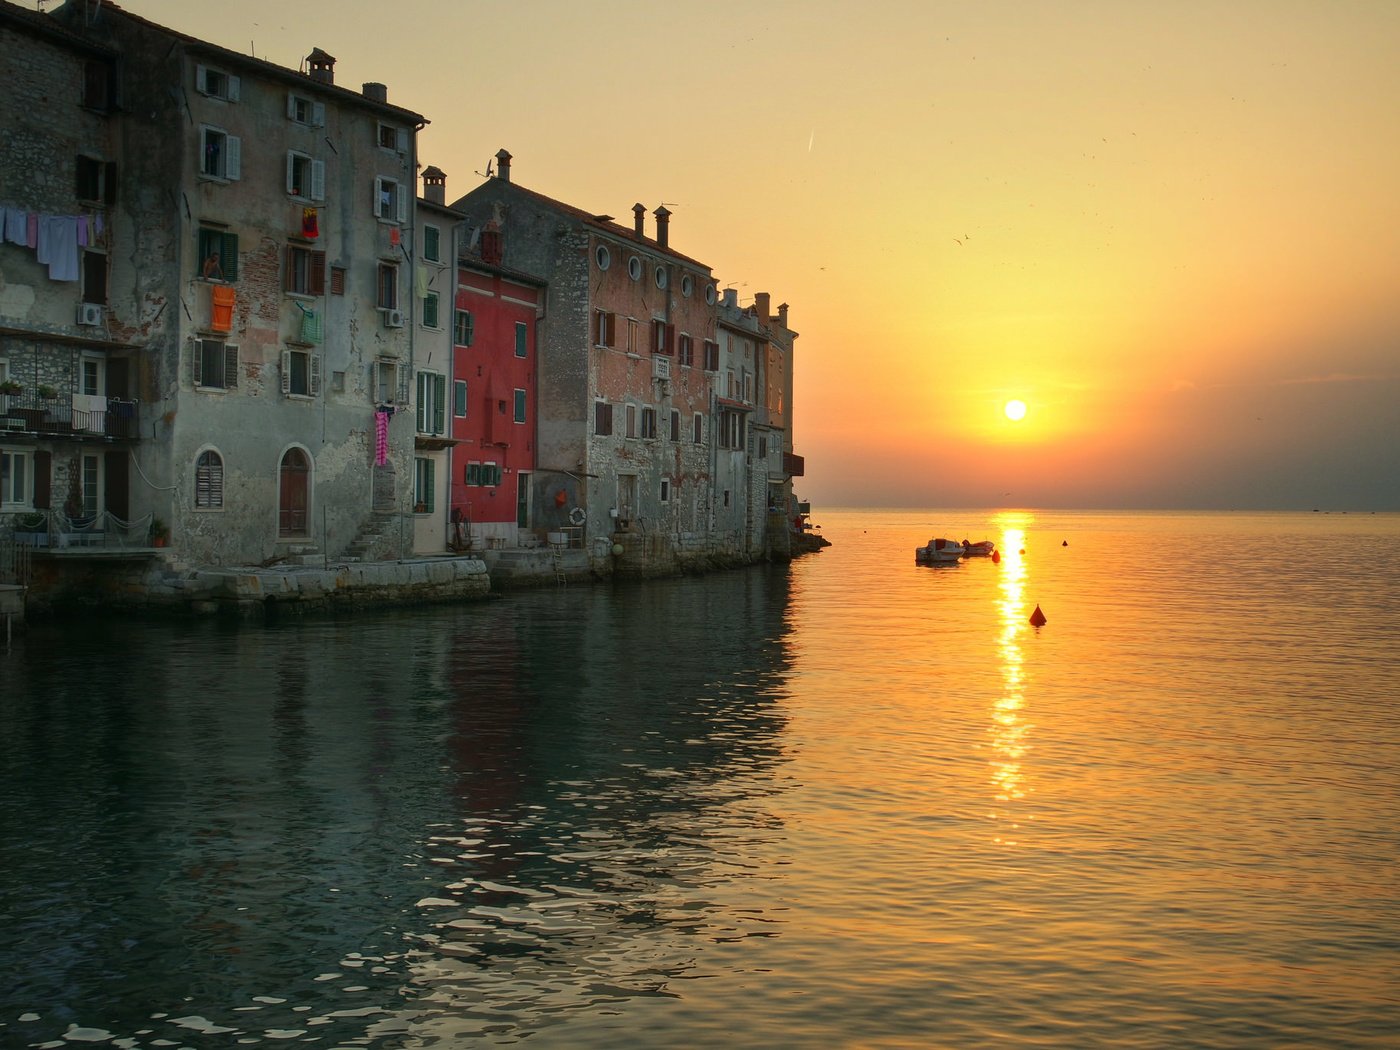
[1029,604,1047,627]
[991,550,1001,563]
[1062,540,1068,546]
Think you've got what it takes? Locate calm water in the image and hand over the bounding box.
[2,509,1398,1048]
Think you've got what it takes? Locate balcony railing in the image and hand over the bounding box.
[6,509,157,551]
[0,393,140,439]
[783,451,805,477]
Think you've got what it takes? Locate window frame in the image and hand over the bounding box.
[594,400,613,436]
[284,244,326,297]
[198,227,239,282]
[199,125,241,181]
[514,321,528,358]
[423,225,441,263]
[194,449,225,510]
[376,261,399,311]
[416,371,447,436]
[281,346,321,399]
[195,64,240,102]
[0,448,33,511]
[422,291,440,330]
[640,406,658,439]
[194,338,239,391]
[455,309,475,346]
[513,388,527,424]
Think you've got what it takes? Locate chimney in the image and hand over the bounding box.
[362,82,387,103]
[754,292,771,324]
[632,203,645,238]
[495,149,512,183]
[307,49,335,85]
[422,166,446,206]
[722,288,738,308]
[778,302,789,328]
[653,206,670,249]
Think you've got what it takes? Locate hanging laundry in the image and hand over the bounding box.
[300,306,323,344]
[374,410,389,466]
[45,216,80,282]
[415,265,428,299]
[4,206,27,245]
[26,212,38,249]
[301,206,319,239]
[77,215,89,248]
[210,285,236,333]
[389,226,400,247]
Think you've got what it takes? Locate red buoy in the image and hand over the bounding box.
[991,550,1001,563]
[1029,604,1047,627]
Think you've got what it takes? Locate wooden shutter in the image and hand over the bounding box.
[373,178,385,218]
[283,245,296,292]
[103,161,117,205]
[225,136,241,181]
[310,354,321,396]
[433,374,447,434]
[312,101,325,127]
[285,151,297,194]
[226,75,241,102]
[454,379,468,417]
[34,451,52,509]
[223,344,239,389]
[281,350,291,395]
[310,251,326,295]
[310,160,325,202]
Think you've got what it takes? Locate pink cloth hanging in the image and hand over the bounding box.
[374,410,389,466]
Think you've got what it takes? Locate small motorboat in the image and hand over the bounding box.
[961,539,996,557]
[915,537,964,564]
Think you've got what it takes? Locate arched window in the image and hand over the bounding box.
[195,450,224,509]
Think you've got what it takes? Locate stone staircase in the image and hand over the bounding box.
[340,511,401,563]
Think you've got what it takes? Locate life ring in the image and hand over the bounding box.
[568,506,586,525]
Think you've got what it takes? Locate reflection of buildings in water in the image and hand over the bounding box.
[377,568,797,1043]
[989,519,1032,845]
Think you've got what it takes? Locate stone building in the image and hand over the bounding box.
[452,151,739,573]
[2,0,428,569]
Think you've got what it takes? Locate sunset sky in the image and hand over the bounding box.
[72,0,1400,510]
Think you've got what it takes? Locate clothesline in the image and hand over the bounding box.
[1,204,106,283]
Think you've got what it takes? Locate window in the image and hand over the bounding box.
[420,292,439,329]
[81,251,107,306]
[628,256,642,281]
[414,457,435,513]
[455,310,475,346]
[199,126,241,180]
[375,358,405,404]
[693,413,704,444]
[595,244,610,270]
[423,225,441,262]
[330,266,346,295]
[465,462,502,487]
[376,262,399,310]
[503,323,524,361]
[287,93,325,126]
[198,227,239,282]
[454,379,468,417]
[1,449,32,510]
[654,265,667,289]
[281,347,320,398]
[759,435,769,458]
[284,245,326,296]
[196,65,240,101]
[640,407,657,439]
[626,318,640,353]
[652,320,674,355]
[703,339,719,371]
[286,151,325,200]
[194,338,238,390]
[195,450,224,509]
[81,454,101,518]
[625,403,637,438]
[593,310,616,347]
[705,284,717,306]
[417,372,447,435]
[513,388,526,423]
[377,123,407,152]
[82,60,112,111]
[681,274,693,297]
[660,478,671,503]
[594,400,613,436]
[75,155,116,204]
[719,407,744,449]
[374,176,406,223]
[670,409,680,442]
[677,334,694,367]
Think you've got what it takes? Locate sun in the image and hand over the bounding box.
[1004,399,1028,422]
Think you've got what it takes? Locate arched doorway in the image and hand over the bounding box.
[278,448,310,537]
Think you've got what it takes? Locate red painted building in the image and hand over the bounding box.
[450,258,544,545]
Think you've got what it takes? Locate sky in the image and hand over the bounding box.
[51,0,1400,510]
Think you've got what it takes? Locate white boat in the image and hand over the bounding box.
[915,537,964,564]
[961,539,996,557]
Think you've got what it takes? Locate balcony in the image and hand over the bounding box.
[0,392,140,440]
[783,451,805,477]
[7,509,160,554]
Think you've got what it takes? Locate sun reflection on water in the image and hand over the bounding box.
[989,515,1033,845]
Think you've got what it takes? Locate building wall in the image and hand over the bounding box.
[450,265,541,545]
[412,197,458,554]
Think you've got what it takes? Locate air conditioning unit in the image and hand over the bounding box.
[383,308,405,329]
[77,303,104,326]
[652,355,671,380]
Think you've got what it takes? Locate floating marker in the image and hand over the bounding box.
[991,550,1001,563]
[1062,540,1069,546]
[1029,604,1047,627]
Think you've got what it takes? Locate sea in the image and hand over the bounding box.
[2,509,1398,1049]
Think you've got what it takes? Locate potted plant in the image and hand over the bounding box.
[150,518,169,547]
[0,379,21,395]
[37,384,59,400]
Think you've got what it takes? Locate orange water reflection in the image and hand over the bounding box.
[990,513,1033,845]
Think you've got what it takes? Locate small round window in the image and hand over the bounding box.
[628,256,642,281]
[705,283,717,306]
[681,274,693,297]
[595,245,611,270]
[655,266,667,290]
